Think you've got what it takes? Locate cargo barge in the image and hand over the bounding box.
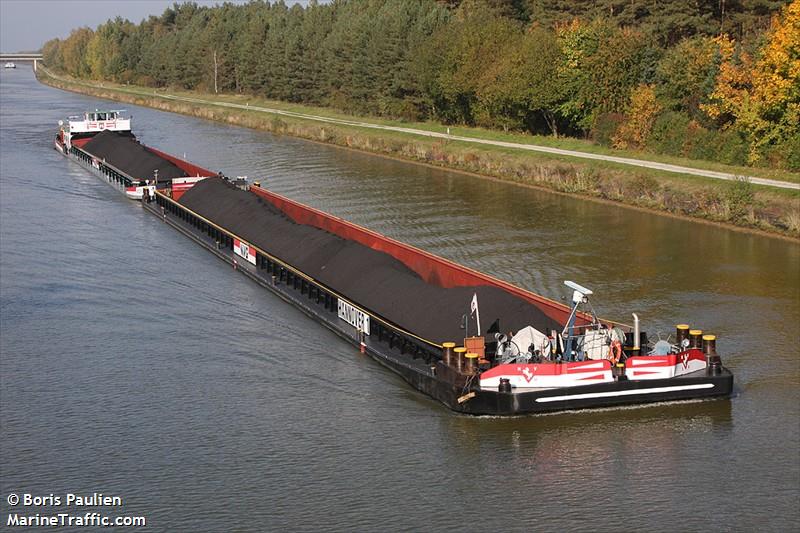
[55,109,213,199]
[56,112,734,415]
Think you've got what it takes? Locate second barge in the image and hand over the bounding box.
[55,109,213,199]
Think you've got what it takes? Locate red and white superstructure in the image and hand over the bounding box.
[56,109,131,152]
[65,109,131,135]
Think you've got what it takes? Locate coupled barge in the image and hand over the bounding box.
[56,116,734,415]
[55,109,214,199]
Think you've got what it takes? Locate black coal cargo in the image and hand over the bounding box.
[82,130,188,183]
[178,178,562,344]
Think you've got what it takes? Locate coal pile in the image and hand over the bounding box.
[82,131,187,183]
[179,178,562,344]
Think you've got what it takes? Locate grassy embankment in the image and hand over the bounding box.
[38,68,800,240]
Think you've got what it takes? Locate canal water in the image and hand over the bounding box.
[2,67,798,531]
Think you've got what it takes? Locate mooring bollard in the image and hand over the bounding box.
[442,341,456,366]
[454,347,467,373]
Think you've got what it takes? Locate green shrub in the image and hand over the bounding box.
[648,112,748,166]
[724,177,755,222]
[759,134,800,171]
[591,113,625,147]
[787,135,800,171]
[683,122,718,160]
[712,129,749,166]
[648,111,691,156]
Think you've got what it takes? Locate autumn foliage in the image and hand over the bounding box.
[613,85,662,150]
[41,0,798,170]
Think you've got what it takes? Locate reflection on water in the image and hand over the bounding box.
[444,399,733,460]
[1,67,798,531]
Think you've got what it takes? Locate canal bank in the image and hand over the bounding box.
[36,67,800,241]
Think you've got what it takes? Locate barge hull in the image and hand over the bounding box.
[143,194,733,415]
[59,139,136,195]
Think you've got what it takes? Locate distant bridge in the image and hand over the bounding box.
[0,53,43,70]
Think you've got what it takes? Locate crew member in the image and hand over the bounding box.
[608,324,623,364]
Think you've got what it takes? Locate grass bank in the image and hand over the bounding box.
[38,69,800,240]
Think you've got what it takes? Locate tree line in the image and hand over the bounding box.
[42,0,799,170]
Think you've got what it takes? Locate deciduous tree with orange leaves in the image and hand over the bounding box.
[704,0,799,163]
[613,84,662,149]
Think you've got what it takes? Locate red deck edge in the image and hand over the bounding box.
[148,146,216,178]
[250,185,579,325]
